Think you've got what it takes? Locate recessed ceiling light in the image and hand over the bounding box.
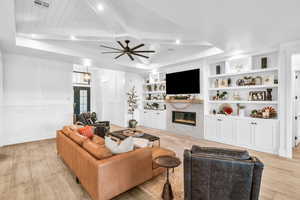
[31,34,37,39]
[175,39,181,45]
[70,35,77,40]
[97,4,104,11]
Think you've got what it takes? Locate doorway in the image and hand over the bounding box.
[73,86,91,120]
[292,63,300,147]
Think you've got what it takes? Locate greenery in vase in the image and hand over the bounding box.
[127,86,139,120]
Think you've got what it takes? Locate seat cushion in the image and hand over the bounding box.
[69,132,88,146]
[83,140,112,160]
[191,145,250,160]
[92,135,105,145]
[151,147,176,169]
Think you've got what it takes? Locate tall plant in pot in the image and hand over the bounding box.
[127,86,139,128]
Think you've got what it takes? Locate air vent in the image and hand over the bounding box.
[34,0,50,8]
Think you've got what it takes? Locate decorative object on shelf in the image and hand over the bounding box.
[263,75,274,85]
[212,109,217,115]
[235,64,243,72]
[266,88,273,101]
[274,78,278,84]
[219,103,233,115]
[236,79,245,86]
[146,85,152,92]
[212,91,228,100]
[255,76,263,85]
[249,91,266,101]
[216,65,221,75]
[219,79,228,88]
[154,84,158,91]
[214,79,219,88]
[237,104,246,117]
[227,78,232,87]
[232,92,242,100]
[127,86,139,128]
[261,57,268,69]
[243,76,256,85]
[250,107,277,119]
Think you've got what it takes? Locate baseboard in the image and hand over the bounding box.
[3,135,56,146]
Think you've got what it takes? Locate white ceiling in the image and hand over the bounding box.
[1,0,300,72]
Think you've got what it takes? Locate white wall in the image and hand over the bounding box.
[2,53,73,145]
[92,68,126,127]
[0,49,3,146]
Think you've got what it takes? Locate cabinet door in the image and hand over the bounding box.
[236,119,253,148]
[143,110,150,127]
[204,116,217,141]
[219,118,236,145]
[253,120,278,153]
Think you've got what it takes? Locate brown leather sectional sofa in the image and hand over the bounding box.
[56,126,175,200]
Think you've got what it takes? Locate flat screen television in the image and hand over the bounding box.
[166,69,200,94]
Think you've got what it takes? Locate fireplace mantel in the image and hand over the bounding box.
[165,99,204,104]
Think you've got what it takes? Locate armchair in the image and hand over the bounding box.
[76,112,110,137]
[184,145,264,200]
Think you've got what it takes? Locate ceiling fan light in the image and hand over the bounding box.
[97,4,104,11]
[175,39,181,45]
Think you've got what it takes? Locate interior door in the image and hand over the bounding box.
[73,86,91,117]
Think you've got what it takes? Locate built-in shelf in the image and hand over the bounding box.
[143,100,165,103]
[205,114,278,121]
[208,68,278,79]
[143,91,166,94]
[165,99,204,104]
[143,81,166,86]
[208,100,278,104]
[208,84,278,91]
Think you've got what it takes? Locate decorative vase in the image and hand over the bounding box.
[129,119,138,128]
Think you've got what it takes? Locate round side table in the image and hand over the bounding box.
[154,155,181,200]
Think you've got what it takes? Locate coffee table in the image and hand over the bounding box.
[109,129,160,146]
[154,155,181,200]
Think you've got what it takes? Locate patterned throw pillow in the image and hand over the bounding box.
[78,126,94,139]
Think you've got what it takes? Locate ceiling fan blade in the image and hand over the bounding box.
[100,45,122,51]
[133,50,155,53]
[131,44,145,51]
[117,41,126,49]
[115,52,125,59]
[102,51,123,54]
[132,52,149,59]
[127,53,134,61]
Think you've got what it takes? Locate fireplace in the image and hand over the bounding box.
[172,111,196,126]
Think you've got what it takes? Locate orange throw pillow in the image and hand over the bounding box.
[78,126,94,139]
[83,140,112,160]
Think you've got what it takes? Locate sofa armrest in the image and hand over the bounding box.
[184,149,192,200]
[96,148,153,200]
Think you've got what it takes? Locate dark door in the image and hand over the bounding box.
[73,86,91,117]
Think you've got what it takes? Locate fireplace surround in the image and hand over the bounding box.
[172,111,196,126]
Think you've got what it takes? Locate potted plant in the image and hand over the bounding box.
[127,86,139,128]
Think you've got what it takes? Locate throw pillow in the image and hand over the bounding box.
[105,136,134,154]
[69,132,88,146]
[83,140,112,160]
[78,126,94,139]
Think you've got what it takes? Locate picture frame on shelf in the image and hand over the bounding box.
[263,75,274,85]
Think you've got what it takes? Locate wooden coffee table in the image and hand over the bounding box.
[154,155,181,200]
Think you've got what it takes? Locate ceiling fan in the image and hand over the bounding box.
[100,40,155,61]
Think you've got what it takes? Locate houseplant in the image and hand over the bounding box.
[127,86,139,128]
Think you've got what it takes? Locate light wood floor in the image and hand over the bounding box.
[1,126,300,200]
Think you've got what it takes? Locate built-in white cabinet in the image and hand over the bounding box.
[143,110,166,130]
[204,115,279,154]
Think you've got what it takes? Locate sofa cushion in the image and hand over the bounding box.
[69,132,88,146]
[83,140,112,160]
[62,126,77,136]
[92,135,105,145]
[78,126,94,139]
[191,145,250,160]
[151,147,176,169]
[105,136,134,154]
